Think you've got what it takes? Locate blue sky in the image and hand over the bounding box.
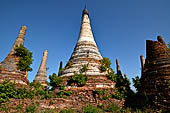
[0,0,170,90]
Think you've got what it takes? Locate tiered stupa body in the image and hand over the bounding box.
[62,8,106,77]
[61,8,114,88]
[140,36,170,108]
[0,26,29,86]
[33,50,48,87]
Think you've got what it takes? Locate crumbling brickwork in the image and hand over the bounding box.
[0,26,29,86]
[140,36,170,109]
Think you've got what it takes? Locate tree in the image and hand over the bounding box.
[15,45,33,72]
[132,76,141,93]
[49,73,62,90]
[168,43,170,51]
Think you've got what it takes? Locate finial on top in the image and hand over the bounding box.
[83,7,89,15]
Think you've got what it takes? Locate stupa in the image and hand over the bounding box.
[33,50,48,87]
[0,26,29,86]
[60,8,115,88]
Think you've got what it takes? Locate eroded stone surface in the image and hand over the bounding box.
[61,8,104,77]
[0,26,28,86]
[33,50,48,87]
[140,36,170,109]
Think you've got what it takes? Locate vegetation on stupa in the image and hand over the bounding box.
[1,43,170,112]
[69,65,88,86]
[99,57,111,72]
[15,45,33,72]
[168,43,170,51]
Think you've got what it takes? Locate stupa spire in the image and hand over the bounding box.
[78,8,97,46]
[33,50,48,87]
[61,8,103,77]
[9,26,27,55]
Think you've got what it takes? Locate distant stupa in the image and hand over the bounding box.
[33,50,48,87]
[0,26,29,86]
[61,8,106,77]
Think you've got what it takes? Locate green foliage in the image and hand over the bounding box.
[65,61,73,69]
[168,43,170,51]
[80,64,88,73]
[107,70,116,82]
[0,80,17,103]
[69,73,88,86]
[25,104,37,113]
[96,90,105,95]
[0,65,2,72]
[49,73,62,90]
[83,105,102,113]
[103,103,121,112]
[99,57,111,72]
[15,87,28,99]
[132,76,141,93]
[57,90,72,98]
[60,108,75,113]
[0,104,10,113]
[15,45,33,72]
[58,68,64,76]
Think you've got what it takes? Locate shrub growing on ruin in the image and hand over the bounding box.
[0,80,17,103]
[49,73,62,90]
[65,61,73,69]
[83,105,102,113]
[132,76,141,93]
[15,45,33,72]
[80,64,88,73]
[99,57,111,72]
[69,73,88,86]
[168,43,170,51]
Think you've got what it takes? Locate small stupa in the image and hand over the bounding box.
[33,50,48,87]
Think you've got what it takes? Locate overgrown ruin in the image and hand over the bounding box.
[140,36,170,109]
[0,26,29,86]
[60,8,115,89]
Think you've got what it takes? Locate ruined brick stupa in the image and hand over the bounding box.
[0,26,29,86]
[33,50,48,87]
[61,8,115,88]
[140,36,170,107]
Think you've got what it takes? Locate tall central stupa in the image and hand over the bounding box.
[61,8,106,77]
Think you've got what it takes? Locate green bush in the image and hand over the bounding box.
[132,76,141,93]
[80,64,88,73]
[25,104,36,113]
[15,45,33,72]
[99,57,111,72]
[0,80,17,103]
[104,103,121,112]
[65,61,73,69]
[69,73,88,86]
[107,71,116,82]
[83,105,102,113]
[168,43,170,51]
[0,65,2,72]
[60,108,75,113]
[49,73,62,90]
[96,90,105,95]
